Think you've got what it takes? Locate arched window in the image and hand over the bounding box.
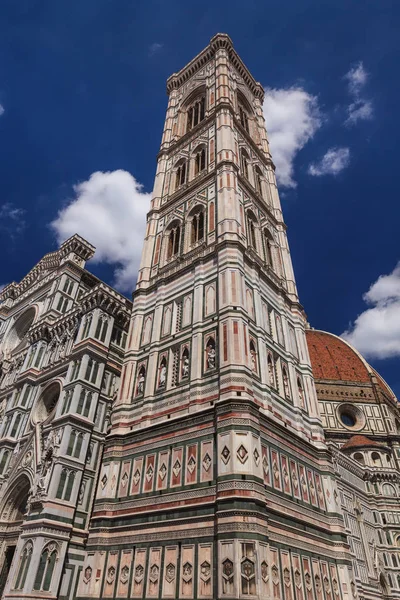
[136,366,146,396]
[10,413,22,438]
[82,314,92,339]
[267,353,276,388]
[194,147,206,176]
[254,166,263,198]
[191,210,205,245]
[181,347,190,379]
[186,96,205,132]
[382,483,396,497]
[371,452,381,466]
[0,449,10,475]
[264,230,274,269]
[282,365,290,398]
[249,339,257,373]
[158,356,167,389]
[241,149,249,179]
[15,541,33,590]
[95,316,108,343]
[239,105,249,133]
[167,224,181,260]
[205,337,216,371]
[354,452,365,465]
[33,542,58,592]
[297,376,305,408]
[175,161,187,191]
[247,212,257,250]
[56,469,75,501]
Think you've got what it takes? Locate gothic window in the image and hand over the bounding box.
[161,305,172,337]
[186,96,205,132]
[181,347,190,380]
[141,315,153,346]
[85,358,99,384]
[82,315,92,339]
[241,149,250,179]
[67,430,84,459]
[297,376,305,408]
[0,449,10,475]
[15,541,33,590]
[254,166,263,198]
[191,210,205,245]
[62,389,73,414]
[157,356,167,389]
[275,314,284,346]
[26,344,38,369]
[167,223,181,260]
[267,353,276,388]
[33,542,58,592]
[282,364,291,399]
[246,212,257,250]
[10,413,22,437]
[264,230,274,269]
[20,385,31,407]
[33,343,46,368]
[63,277,74,295]
[70,360,81,381]
[56,295,69,313]
[194,147,206,176]
[249,339,258,374]
[205,337,216,370]
[175,161,187,191]
[136,366,146,396]
[56,468,75,501]
[239,105,250,134]
[95,315,109,343]
[77,389,92,418]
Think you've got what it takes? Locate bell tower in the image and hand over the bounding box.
[78,34,354,600]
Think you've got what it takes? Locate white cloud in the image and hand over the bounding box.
[0,203,25,237]
[51,170,151,292]
[0,104,4,116]
[344,62,373,125]
[342,263,400,359]
[308,147,350,177]
[263,87,322,188]
[346,99,373,125]
[345,62,368,95]
[149,42,163,56]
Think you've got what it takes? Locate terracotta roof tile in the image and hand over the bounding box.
[306,330,370,383]
[341,435,384,450]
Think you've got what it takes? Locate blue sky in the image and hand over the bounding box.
[0,0,399,395]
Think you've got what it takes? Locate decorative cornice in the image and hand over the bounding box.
[0,234,95,303]
[166,34,264,100]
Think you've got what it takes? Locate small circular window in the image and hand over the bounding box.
[341,411,356,427]
[337,403,365,431]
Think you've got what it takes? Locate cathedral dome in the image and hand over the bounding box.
[305,329,397,404]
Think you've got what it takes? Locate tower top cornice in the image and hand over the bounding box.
[166,33,264,100]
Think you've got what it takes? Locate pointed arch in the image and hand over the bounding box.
[33,541,59,592]
[246,210,258,251]
[165,219,182,261]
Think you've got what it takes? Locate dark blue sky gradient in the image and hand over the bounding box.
[0,0,398,394]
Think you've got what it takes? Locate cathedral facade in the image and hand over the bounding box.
[0,34,399,600]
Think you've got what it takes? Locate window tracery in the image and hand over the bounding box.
[33,542,59,592]
[186,96,205,132]
[167,223,181,260]
[194,147,206,176]
[191,210,205,245]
